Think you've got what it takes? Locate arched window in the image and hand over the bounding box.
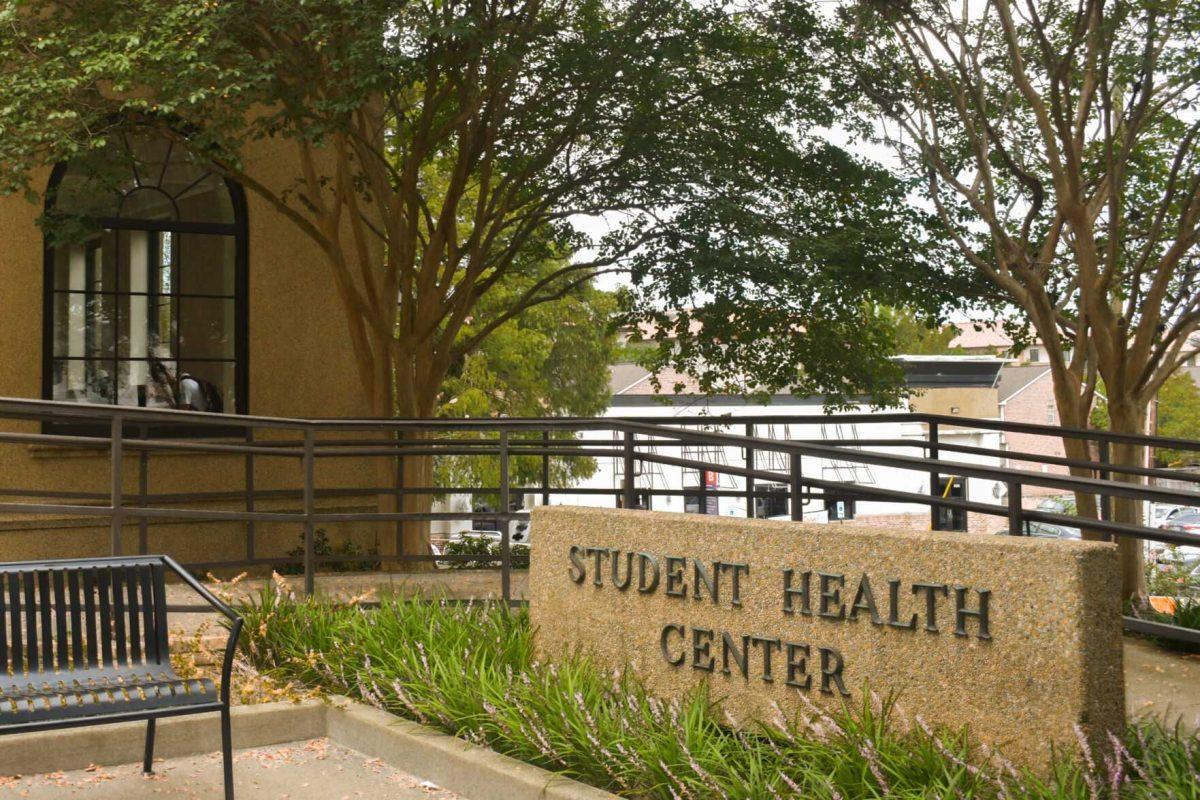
[43,133,247,419]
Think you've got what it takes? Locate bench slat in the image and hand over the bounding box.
[111,569,127,666]
[9,575,21,675]
[138,566,157,664]
[151,564,169,664]
[67,570,84,669]
[37,571,53,672]
[97,569,113,667]
[22,572,37,674]
[0,575,7,674]
[125,566,142,664]
[82,569,98,669]
[52,571,69,671]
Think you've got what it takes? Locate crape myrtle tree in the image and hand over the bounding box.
[0,0,957,560]
[838,0,1200,598]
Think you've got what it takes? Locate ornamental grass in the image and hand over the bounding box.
[237,585,1199,799]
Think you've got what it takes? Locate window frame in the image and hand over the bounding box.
[40,154,250,437]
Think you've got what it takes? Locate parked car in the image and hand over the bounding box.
[1027,521,1081,539]
[1036,496,1076,515]
[1152,504,1189,526]
[1161,510,1200,536]
[994,521,1081,539]
[1154,544,1200,572]
[450,520,532,546]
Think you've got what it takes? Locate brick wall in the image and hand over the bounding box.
[1000,370,1068,496]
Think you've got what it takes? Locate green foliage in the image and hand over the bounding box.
[880,307,960,356]
[280,529,378,575]
[623,194,975,409]
[1144,562,1199,600]
[1133,597,1200,655]
[435,279,615,491]
[1155,374,1200,467]
[1175,601,1200,633]
[612,340,656,366]
[457,282,615,421]
[439,535,530,570]
[239,590,1200,798]
[1091,394,1111,433]
[0,0,965,413]
[1093,373,1200,466]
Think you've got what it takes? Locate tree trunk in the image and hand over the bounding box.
[386,349,441,574]
[1050,370,1145,600]
[1062,434,1102,525]
[1107,402,1149,602]
[366,348,436,574]
[397,431,435,572]
[1054,389,1104,535]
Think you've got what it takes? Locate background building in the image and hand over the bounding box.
[541,356,1010,536]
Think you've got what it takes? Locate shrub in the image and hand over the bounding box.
[1144,555,1200,600]
[238,588,1200,799]
[1132,598,1200,655]
[440,535,529,570]
[281,529,379,575]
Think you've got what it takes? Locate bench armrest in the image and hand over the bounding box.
[161,555,241,622]
[161,556,244,706]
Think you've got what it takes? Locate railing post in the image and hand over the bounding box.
[789,452,803,521]
[394,431,404,557]
[929,421,942,531]
[244,428,255,561]
[138,424,149,555]
[745,423,755,519]
[622,431,636,509]
[110,414,124,556]
[541,429,551,506]
[302,428,316,597]
[499,430,511,605]
[1007,481,1023,536]
[1098,440,1113,524]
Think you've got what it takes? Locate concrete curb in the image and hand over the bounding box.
[0,698,619,800]
[0,701,326,776]
[325,696,617,800]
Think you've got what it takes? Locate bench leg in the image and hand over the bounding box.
[143,719,156,774]
[221,707,234,800]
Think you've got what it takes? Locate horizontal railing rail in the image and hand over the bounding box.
[0,396,1196,646]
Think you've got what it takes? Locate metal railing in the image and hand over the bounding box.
[0,396,1197,644]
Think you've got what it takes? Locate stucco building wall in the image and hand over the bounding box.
[0,137,382,569]
[907,386,1000,419]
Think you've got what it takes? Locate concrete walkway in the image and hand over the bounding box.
[0,739,462,799]
[1125,638,1200,729]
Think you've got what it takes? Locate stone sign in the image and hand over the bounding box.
[529,506,1124,767]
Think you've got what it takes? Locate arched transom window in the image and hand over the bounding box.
[44,133,247,415]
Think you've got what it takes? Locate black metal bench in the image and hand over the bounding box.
[0,556,243,799]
